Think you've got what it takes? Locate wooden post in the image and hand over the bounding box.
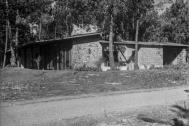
[69,48,71,68]
[40,46,42,70]
[24,48,26,68]
[19,50,21,67]
[31,46,33,68]
[57,43,60,70]
[134,20,139,70]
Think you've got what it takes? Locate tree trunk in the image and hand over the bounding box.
[109,13,115,70]
[3,20,8,68]
[10,43,16,66]
[66,18,69,37]
[54,25,56,39]
[3,0,8,68]
[66,0,69,37]
[9,22,16,66]
[39,19,42,40]
[134,20,139,70]
[15,27,19,66]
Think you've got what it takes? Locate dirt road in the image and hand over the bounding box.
[1,86,188,126]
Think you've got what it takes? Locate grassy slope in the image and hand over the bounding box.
[0,67,187,101]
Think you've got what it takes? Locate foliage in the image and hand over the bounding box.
[1,0,189,69]
[95,57,106,70]
[74,64,100,72]
[143,0,189,44]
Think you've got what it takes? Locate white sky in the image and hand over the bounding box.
[154,0,188,15]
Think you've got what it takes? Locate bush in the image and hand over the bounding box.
[74,64,100,72]
[6,64,17,67]
[95,57,106,70]
[163,63,189,71]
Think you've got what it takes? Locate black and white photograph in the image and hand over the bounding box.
[0,0,189,125]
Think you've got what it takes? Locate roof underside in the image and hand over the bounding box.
[18,32,101,49]
[100,40,189,47]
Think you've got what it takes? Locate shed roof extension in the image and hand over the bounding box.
[18,32,101,49]
[100,40,189,47]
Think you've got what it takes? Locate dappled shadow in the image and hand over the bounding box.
[138,90,189,126]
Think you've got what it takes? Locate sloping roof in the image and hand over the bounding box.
[100,40,189,47]
[18,32,101,49]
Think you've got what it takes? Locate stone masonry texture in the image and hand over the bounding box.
[72,36,102,68]
[138,45,163,68]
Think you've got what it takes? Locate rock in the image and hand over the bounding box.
[121,118,127,123]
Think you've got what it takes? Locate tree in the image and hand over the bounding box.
[142,0,189,44]
[86,0,126,70]
[0,0,54,66]
[84,0,154,70]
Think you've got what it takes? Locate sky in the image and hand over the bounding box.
[154,0,174,15]
[155,0,188,15]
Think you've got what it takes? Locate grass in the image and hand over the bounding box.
[0,67,188,102]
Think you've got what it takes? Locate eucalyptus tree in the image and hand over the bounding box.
[84,0,154,70]
[0,0,53,66]
[86,0,128,70]
[144,0,189,44]
[167,0,189,44]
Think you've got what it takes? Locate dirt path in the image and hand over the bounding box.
[1,86,188,126]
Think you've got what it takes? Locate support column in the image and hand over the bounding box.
[18,50,21,67]
[40,46,42,70]
[24,48,26,68]
[31,46,33,68]
[57,42,60,70]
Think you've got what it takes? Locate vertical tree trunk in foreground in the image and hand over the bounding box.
[134,20,139,70]
[3,0,8,68]
[15,27,19,66]
[3,20,8,68]
[39,19,42,41]
[9,22,16,66]
[109,13,115,70]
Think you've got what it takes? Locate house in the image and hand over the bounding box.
[17,32,189,71]
[100,40,189,71]
[18,33,102,70]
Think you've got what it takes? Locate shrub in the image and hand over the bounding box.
[95,57,106,71]
[74,64,100,72]
[163,63,189,71]
[6,64,17,67]
[149,64,155,69]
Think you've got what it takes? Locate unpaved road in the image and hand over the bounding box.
[1,86,188,126]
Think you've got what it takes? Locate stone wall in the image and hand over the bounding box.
[138,45,163,69]
[164,47,187,65]
[173,48,187,64]
[72,36,102,68]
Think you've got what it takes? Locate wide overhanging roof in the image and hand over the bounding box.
[18,32,101,49]
[100,40,189,47]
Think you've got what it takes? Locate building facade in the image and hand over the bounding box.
[18,33,189,71]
